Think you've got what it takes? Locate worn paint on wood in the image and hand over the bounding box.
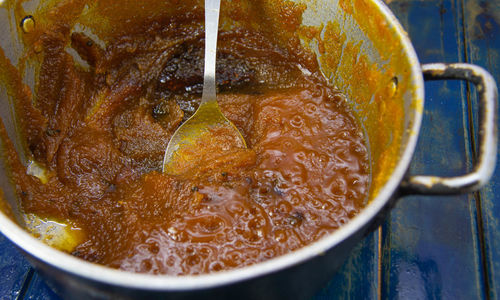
[22,272,60,300]
[462,0,500,299]
[384,0,486,299]
[313,230,380,299]
[0,234,32,299]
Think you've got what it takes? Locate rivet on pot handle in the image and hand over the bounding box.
[400,63,498,195]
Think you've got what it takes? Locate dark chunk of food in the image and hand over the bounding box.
[71,32,105,68]
[156,44,255,95]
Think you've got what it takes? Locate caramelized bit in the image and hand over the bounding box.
[71,32,105,68]
[288,211,304,226]
[192,191,205,206]
[156,44,256,95]
[151,99,184,130]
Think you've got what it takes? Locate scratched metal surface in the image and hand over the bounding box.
[0,0,498,298]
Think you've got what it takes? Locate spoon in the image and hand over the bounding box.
[162,0,247,175]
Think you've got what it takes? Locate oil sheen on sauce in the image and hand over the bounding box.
[1,5,370,275]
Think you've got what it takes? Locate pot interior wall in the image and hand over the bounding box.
[0,0,419,227]
[306,0,420,199]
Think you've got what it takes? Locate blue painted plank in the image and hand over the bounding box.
[384,0,486,299]
[462,0,500,298]
[313,230,379,299]
[0,233,32,299]
[22,272,60,300]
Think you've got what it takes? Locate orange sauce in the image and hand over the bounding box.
[0,0,372,275]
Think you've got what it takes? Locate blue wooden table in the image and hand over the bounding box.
[1,0,499,298]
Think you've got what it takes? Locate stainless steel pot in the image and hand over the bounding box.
[0,0,497,299]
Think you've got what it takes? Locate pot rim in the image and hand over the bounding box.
[0,0,424,291]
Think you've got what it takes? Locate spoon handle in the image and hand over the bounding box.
[201,0,221,106]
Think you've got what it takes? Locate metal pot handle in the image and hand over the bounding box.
[400,63,498,195]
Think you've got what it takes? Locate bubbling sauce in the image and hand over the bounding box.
[7,9,370,275]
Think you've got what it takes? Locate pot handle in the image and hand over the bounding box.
[400,63,498,195]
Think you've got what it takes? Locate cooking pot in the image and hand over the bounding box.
[0,0,497,299]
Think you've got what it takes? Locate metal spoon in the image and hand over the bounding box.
[162,0,246,175]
